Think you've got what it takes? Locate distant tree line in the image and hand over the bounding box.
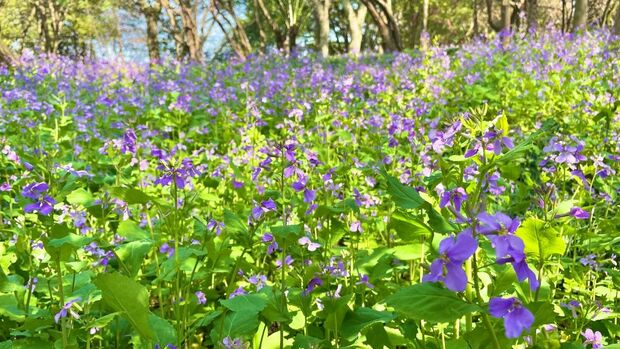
[1,0,620,63]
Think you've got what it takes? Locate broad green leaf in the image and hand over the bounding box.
[117,220,150,241]
[270,224,303,244]
[94,272,153,339]
[515,217,565,259]
[388,210,432,241]
[115,241,153,277]
[220,293,268,314]
[66,188,95,206]
[528,301,556,328]
[383,171,426,209]
[109,187,152,205]
[292,335,323,349]
[0,294,25,321]
[341,307,394,340]
[224,209,247,235]
[385,283,481,323]
[85,312,121,330]
[149,314,177,346]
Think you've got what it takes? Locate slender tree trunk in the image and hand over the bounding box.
[473,0,479,36]
[421,0,429,49]
[252,0,267,53]
[312,0,331,57]
[0,42,16,67]
[360,0,401,51]
[486,0,503,32]
[573,0,588,32]
[145,9,161,62]
[614,1,620,35]
[526,0,538,33]
[500,0,511,46]
[344,0,366,54]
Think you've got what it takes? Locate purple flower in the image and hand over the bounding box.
[22,182,49,199]
[304,277,323,295]
[159,243,175,258]
[478,212,539,290]
[356,274,374,289]
[24,195,56,215]
[54,297,82,324]
[120,129,137,154]
[349,220,363,233]
[248,274,267,290]
[298,236,320,251]
[439,187,468,212]
[582,329,603,349]
[569,207,590,220]
[251,198,277,220]
[222,337,246,349]
[275,255,294,268]
[489,297,534,338]
[195,291,206,305]
[229,286,247,298]
[207,219,224,235]
[423,231,478,292]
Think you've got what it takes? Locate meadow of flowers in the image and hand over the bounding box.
[0,30,619,349]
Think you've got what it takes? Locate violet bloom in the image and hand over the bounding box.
[251,198,277,220]
[25,195,56,215]
[54,297,82,323]
[222,337,246,349]
[356,274,374,289]
[22,182,49,199]
[423,231,478,292]
[582,329,603,349]
[248,275,267,290]
[159,243,174,258]
[304,277,323,295]
[489,297,534,338]
[570,207,590,220]
[207,219,224,235]
[275,255,294,268]
[439,187,468,212]
[298,236,321,251]
[478,212,539,290]
[120,129,137,154]
[229,286,247,298]
[350,220,363,233]
[195,291,206,305]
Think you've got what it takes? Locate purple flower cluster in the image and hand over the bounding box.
[22,182,56,215]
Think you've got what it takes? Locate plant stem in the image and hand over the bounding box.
[472,253,501,349]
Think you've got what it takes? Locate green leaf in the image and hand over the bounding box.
[115,241,153,277]
[424,204,458,233]
[0,294,25,321]
[528,301,556,328]
[66,188,95,206]
[109,187,152,205]
[45,231,93,261]
[341,308,394,340]
[270,224,303,244]
[223,209,247,235]
[219,311,260,338]
[149,314,177,346]
[385,283,481,323]
[515,217,565,259]
[93,272,153,339]
[388,210,432,241]
[220,293,268,314]
[117,220,150,241]
[383,171,426,209]
[85,312,121,330]
[292,335,323,349]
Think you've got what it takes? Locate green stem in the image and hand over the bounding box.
[472,253,501,349]
[56,259,68,348]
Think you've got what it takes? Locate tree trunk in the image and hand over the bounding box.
[573,0,588,32]
[312,0,331,57]
[485,0,503,32]
[614,1,620,35]
[0,42,16,67]
[526,0,538,33]
[144,9,161,63]
[473,0,479,36]
[360,0,401,51]
[421,0,429,49]
[344,0,366,54]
